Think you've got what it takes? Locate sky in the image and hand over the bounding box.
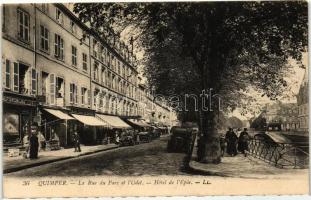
[229,53,308,120]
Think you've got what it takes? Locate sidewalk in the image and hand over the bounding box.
[3,143,118,174]
[188,138,308,179]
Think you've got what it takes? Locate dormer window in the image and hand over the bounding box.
[56,8,63,25]
[93,39,98,58]
[70,20,76,34]
[41,4,49,13]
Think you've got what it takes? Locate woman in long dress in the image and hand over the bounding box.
[225,128,238,156]
[29,125,39,159]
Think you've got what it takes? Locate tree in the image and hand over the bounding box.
[227,117,244,129]
[74,1,308,163]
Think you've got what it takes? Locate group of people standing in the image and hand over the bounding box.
[221,128,250,157]
[23,124,82,160]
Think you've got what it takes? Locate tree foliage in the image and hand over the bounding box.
[74,2,307,163]
[74,1,307,110]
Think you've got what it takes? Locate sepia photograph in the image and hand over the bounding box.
[1,1,309,198]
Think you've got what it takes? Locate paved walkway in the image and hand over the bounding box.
[3,144,118,173]
[189,138,308,179]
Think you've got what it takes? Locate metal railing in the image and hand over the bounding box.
[248,139,309,169]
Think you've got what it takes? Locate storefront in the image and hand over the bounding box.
[96,114,132,143]
[71,114,108,145]
[96,114,131,129]
[126,119,152,131]
[41,108,74,148]
[3,92,36,148]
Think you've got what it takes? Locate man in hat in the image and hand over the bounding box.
[73,128,81,152]
[29,124,39,159]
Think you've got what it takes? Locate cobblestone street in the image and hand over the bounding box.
[6,137,190,177]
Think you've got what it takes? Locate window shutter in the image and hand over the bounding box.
[4,59,10,89]
[62,79,65,105]
[45,28,49,50]
[13,62,19,92]
[31,68,37,95]
[60,38,64,60]
[87,89,91,106]
[37,70,42,95]
[50,74,55,105]
[69,83,73,104]
[75,84,78,104]
[54,34,58,57]
[80,88,84,105]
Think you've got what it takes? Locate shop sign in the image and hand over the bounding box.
[3,96,36,106]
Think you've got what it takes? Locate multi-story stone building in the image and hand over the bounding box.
[260,102,299,131]
[136,80,176,127]
[2,3,171,148]
[297,68,308,133]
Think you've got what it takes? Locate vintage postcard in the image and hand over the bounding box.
[2,1,309,198]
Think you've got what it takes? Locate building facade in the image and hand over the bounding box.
[137,80,176,127]
[2,3,172,148]
[260,102,299,131]
[297,68,308,133]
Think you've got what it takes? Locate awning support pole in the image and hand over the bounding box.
[65,119,68,147]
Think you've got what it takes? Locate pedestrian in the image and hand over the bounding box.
[219,135,226,157]
[225,128,238,156]
[37,128,46,151]
[22,134,30,158]
[115,130,120,145]
[73,129,81,152]
[29,124,39,159]
[238,128,250,157]
[134,129,140,144]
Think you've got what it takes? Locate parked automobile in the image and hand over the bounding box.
[119,132,135,146]
[167,127,196,153]
[138,131,152,143]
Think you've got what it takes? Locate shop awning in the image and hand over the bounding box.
[96,114,131,129]
[44,109,74,120]
[72,114,108,126]
[129,119,151,128]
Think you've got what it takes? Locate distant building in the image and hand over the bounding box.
[297,68,308,133]
[137,79,176,127]
[260,101,299,131]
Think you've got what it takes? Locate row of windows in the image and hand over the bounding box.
[92,40,137,86]
[14,8,89,72]
[93,64,138,100]
[15,8,138,90]
[40,4,79,36]
[40,4,136,78]
[4,59,139,114]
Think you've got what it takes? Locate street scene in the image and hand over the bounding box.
[6,137,190,177]
[2,1,309,197]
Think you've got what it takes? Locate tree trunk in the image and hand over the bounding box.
[197,110,221,164]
